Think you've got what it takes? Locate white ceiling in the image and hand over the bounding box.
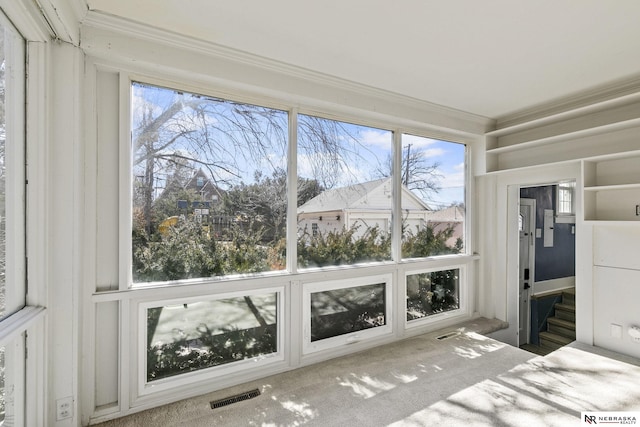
[85,0,640,119]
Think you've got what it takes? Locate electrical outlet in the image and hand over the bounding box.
[629,326,640,343]
[56,397,73,421]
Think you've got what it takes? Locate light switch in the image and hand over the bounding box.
[536,228,542,238]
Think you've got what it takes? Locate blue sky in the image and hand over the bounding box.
[296,118,465,209]
[402,134,465,209]
[133,83,465,209]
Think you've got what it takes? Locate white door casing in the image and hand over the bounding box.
[518,198,535,346]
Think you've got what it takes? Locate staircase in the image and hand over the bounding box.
[538,288,575,353]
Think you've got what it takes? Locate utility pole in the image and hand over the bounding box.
[404,143,412,186]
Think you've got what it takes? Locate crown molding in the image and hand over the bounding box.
[81,10,493,136]
[0,0,53,41]
[31,0,88,44]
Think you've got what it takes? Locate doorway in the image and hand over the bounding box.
[518,183,577,354]
[518,198,535,346]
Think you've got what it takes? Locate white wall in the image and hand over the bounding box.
[592,226,640,357]
[48,42,84,426]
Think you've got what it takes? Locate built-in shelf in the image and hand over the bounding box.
[584,183,640,192]
[584,220,640,226]
[487,117,640,156]
[485,90,640,174]
[486,90,640,137]
[582,154,640,222]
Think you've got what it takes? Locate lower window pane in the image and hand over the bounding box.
[0,345,5,424]
[146,293,277,382]
[406,269,460,321]
[311,282,386,342]
[0,334,23,426]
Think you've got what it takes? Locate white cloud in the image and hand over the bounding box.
[402,134,439,149]
[360,129,392,148]
[420,148,446,159]
[441,170,465,189]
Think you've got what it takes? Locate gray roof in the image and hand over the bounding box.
[428,205,465,221]
[298,178,431,213]
[298,178,388,213]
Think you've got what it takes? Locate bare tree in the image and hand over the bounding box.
[132,83,386,235]
[375,144,443,199]
[132,84,288,234]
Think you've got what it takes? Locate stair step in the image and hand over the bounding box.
[555,302,575,312]
[548,324,576,339]
[562,288,575,305]
[539,331,574,346]
[547,316,576,339]
[555,302,575,322]
[547,317,575,330]
[555,308,575,322]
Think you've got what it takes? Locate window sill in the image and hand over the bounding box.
[555,215,576,224]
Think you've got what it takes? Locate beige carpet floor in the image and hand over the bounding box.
[94,318,640,426]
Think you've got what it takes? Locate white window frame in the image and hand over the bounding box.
[0,7,26,321]
[302,274,393,355]
[404,264,468,329]
[84,62,475,421]
[121,75,296,289]
[121,76,473,288]
[0,10,47,427]
[136,286,285,398]
[556,181,576,223]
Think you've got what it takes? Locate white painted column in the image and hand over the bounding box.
[47,41,84,426]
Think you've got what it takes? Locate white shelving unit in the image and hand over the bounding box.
[485,93,640,173]
[582,151,640,222]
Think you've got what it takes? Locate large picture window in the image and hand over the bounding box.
[297,115,393,268]
[400,135,465,259]
[129,83,469,288]
[131,83,289,284]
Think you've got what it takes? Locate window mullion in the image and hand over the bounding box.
[392,131,402,262]
[287,108,298,274]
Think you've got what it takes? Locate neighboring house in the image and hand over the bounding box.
[427,205,465,248]
[156,167,225,209]
[157,168,231,231]
[298,178,429,239]
[182,168,225,205]
[298,178,464,244]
